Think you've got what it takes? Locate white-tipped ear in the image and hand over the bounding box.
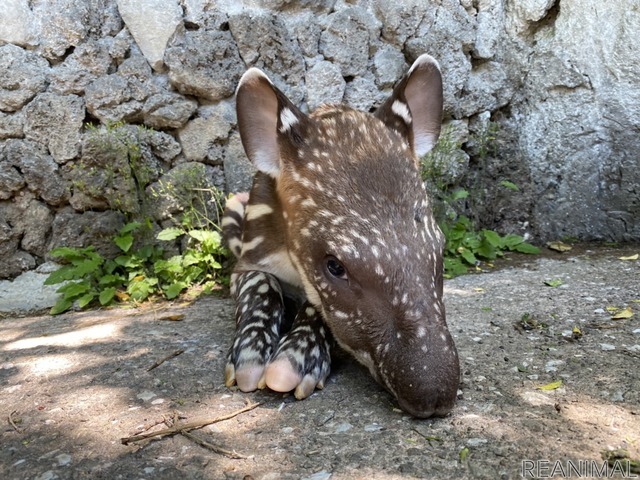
[376,54,443,157]
[236,68,307,178]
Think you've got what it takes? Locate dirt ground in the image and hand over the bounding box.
[1,245,639,480]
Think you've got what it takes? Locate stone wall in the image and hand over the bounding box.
[1,0,639,279]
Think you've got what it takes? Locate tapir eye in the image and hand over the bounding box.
[325,256,348,280]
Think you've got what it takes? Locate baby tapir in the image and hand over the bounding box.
[222,54,460,418]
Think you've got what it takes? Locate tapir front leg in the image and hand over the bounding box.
[225,270,286,391]
[265,301,332,399]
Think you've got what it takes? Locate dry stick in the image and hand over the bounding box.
[180,431,248,459]
[8,411,23,434]
[146,349,185,372]
[121,401,261,445]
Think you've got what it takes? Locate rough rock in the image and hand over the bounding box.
[70,125,164,214]
[0,45,49,113]
[49,39,114,95]
[32,0,91,60]
[48,208,126,259]
[223,131,255,194]
[178,102,234,163]
[23,93,85,163]
[116,0,183,71]
[3,140,70,206]
[319,7,380,78]
[147,162,225,220]
[228,10,306,103]
[0,111,24,140]
[142,92,197,130]
[0,0,36,46]
[0,159,25,200]
[343,75,385,112]
[285,11,323,59]
[165,29,244,102]
[373,45,408,88]
[374,0,431,48]
[0,263,61,313]
[305,61,346,111]
[85,74,142,124]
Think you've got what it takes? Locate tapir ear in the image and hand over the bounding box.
[236,68,307,178]
[375,54,443,157]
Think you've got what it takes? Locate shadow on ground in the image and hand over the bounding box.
[1,246,639,479]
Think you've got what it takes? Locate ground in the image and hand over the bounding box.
[1,246,639,480]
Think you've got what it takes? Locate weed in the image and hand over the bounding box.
[421,121,539,277]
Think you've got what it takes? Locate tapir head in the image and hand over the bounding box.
[236,55,460,418]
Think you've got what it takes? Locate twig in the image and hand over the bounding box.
[121,401,261,445]
[8,411,23,434]
[147,349,185,372]
[180,431,248,459]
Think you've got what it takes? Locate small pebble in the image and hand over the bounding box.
[593,308,605,314]
[334,422,352,433]
[364,423,383,432]
[633,329,640,335]
[55,453,71,466]
[151,398,164,405]
[611,392,624,402]
[545,360,564,372]
[467,438,488,447]
[144,467,155,474]
[600,344,616,351]
[281,426,294,434]
[302,471,332,480]
[627,345,640,352]
[136,391,156,401]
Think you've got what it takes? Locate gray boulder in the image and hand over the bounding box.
[0,45,49,113]
[319,7,380,78]
[165,29,244,101]
[48,208,126,259]
[23,93,85,163]
[305,61,345,111]
[116,0,183,70]
[229,10,305,104]
[3,139,70,206]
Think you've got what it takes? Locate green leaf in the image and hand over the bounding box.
[127,278,153,301]
[157,227,184,241]
[164,281,187,299]
[450,189,469,201]
[44,265,77,285]
[114,233,134,252]
[57,281,91,299]
[188,229,221,245]
[503,234,526,248]
[50,298,73,315]
[182,252,202,267]
[544,279,563,288]
[72,257,103,276]
[76,292,96,308]
[99,287,116,305]
[481,229,503,248]
[458,247,477,266]
[499,180,520,191]
[513,242,540,254]
[49,246,94,261]
[119,221,143,234]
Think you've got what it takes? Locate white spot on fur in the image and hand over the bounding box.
[279,107,298,133]
[392,100,412,125]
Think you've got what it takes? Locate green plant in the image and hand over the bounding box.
[46,215,229,314]
[421,123,539,277]
[440,215,539,278]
